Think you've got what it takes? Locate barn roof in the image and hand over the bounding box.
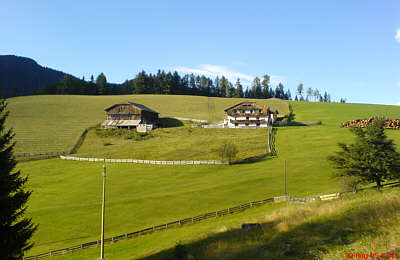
[105,102,159,114]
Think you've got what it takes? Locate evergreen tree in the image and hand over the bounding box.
[328,118,400,188]
[295,95,298,101]
[262,74,270,98]
[313,88,320,102]
[306,87,313,101]
[214,76,220,97]
[0,100,37,259]
[323,91,328,102]
[286,89,292,100]
[297,83,304,98]
[234,79,243,98]
[96,73,108,95]
[275,83,285,99]
[220,76,229,97]
[132,71,147,94]
[251,77,262,98]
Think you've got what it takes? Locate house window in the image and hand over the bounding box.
[246,117,249,120]
[256,117,259,120]
[256,123,260,126]
[235,123,238,126]
[245,123,249,126]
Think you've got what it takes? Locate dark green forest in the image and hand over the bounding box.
[36,70,334,101]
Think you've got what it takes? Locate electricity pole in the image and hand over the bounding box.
[100,163,106,259]
[284,160,287,197]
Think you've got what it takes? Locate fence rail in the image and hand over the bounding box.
[15,151,69,157]
[23,181,400,260]
[59,155,229,165]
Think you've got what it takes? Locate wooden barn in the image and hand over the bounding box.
[101,102,159,132]
[223,101,278,128]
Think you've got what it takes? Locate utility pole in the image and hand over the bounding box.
[284,160,287,197]
[100,163,106,259]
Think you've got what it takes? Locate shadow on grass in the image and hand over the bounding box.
[231,153,273,165]
[138,193,398,260]
[159,117,184,128]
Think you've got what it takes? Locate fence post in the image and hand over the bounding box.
[191,217,194,223]
[228,208,230,214]
[250,202,253,207]
[216,211,218,217]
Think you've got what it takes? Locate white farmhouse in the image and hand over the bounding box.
[223,101,278,128]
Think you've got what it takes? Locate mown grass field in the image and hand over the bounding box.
[51,188,400,260]
[7,95,288,153]
[9,95,400,258]
[76,122,269,161]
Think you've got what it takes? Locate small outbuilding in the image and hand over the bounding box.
[102,102,159,132]
[223,101,278,128]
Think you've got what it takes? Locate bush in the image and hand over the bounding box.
[338,176,362,193]
[95,127,153,141]
[218,141,238,163]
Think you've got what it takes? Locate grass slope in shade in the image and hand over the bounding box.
[76,122,269,161]
[7,95,288,153]
[53,189,400,260]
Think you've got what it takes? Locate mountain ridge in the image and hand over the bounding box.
[0,55,70,96]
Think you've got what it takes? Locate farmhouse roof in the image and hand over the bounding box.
[224,101,258,112]
[105,102,159,114]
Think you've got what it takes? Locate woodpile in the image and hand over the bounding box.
[341,117,400,129]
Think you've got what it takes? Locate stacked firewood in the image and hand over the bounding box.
[341,117,400,129]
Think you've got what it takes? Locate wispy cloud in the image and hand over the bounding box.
[396,28,400,44]
[174,64,285,85]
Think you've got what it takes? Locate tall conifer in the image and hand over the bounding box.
[0,99,37,260]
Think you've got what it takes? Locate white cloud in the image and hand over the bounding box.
[396,28,400,44]
[396,102,400,106]
[174,64,285,85]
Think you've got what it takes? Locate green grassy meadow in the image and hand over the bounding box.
[8,95,400,258]
[7,95,288,153]
[76,123,269,161]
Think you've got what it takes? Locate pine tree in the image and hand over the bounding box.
[234,79,243,98]
[328,118,400,188]
[262,74,270,98]
[297,83,303,99]
[0,99,37,259]
[306,87,313,101]
[251,77,262,98]
[96,73,108,95]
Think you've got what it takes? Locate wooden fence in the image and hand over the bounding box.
[59,155,229,165]
[15,151,69,157]
[22,181,400,260]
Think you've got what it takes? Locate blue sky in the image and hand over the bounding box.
[1,1,399,105]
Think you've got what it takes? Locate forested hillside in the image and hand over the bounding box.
[0,55,68,96]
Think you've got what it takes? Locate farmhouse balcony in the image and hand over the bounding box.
[228,112,266,117]
[231,119,266,124]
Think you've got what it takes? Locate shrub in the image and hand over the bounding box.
[218,141,238,163]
